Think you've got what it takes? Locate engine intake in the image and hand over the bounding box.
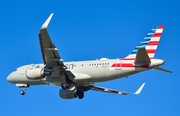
[26,68,51,79]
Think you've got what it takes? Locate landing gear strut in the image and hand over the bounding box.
[19,84,29,95]
[61,75,75,89]
[61,75,85,99]
[61,82,71,89]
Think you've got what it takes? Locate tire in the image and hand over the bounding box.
[20,91,25,95]
[77,91,84,99]
[78,94,84,99]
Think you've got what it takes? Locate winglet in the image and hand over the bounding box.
[41,13,54,29]
[134,83,145,94]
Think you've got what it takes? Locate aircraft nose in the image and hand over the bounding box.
[7,73,13,83]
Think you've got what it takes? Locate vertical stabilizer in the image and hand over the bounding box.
[124,26,164,60]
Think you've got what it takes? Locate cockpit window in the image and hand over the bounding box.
[14,69,17,71]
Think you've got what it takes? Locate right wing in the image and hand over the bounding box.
[87,83,145,95]
[38,13,75,80]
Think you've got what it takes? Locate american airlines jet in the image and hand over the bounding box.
[7,14,172,99]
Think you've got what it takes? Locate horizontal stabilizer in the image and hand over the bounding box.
[152,67,172,73]
[88,83,145,95]
[135,48,151,63]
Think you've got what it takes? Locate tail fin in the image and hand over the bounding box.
[124,26,164,60]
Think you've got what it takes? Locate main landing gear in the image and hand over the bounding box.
[19,84,29,95]
[61,82,85,99]
[76,86,87,99]
[76,90,84,99]
[76,86,91,99]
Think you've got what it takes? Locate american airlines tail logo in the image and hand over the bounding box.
[124,26,164,60]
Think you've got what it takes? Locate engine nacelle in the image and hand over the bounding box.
[26,68,51,79]
[59,89,77,99]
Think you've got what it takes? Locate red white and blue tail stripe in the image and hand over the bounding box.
[124,26,164,60]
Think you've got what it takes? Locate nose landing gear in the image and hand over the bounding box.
[20,87,27,95]
[18,84,29,95]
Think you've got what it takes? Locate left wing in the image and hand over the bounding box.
[38,13,75,80]
[87,83,145,95]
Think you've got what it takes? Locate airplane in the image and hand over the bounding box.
[7,13,172,99]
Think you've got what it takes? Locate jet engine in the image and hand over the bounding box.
[26,68,51,79]
[59,89,77,99]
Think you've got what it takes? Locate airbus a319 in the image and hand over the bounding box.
[7,13,172,99]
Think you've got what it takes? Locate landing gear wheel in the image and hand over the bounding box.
[76,90,84,99]
[78,93,84,99]
[20,90,25,95]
